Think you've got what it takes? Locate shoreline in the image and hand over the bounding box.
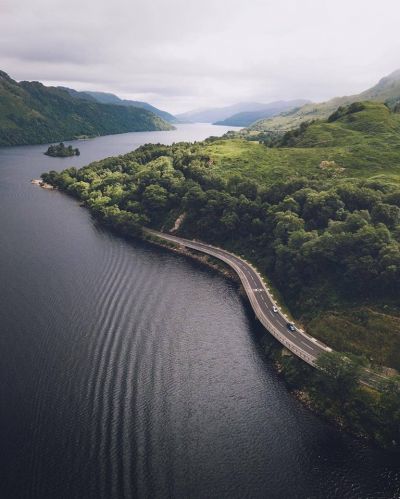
[31,179,55,189]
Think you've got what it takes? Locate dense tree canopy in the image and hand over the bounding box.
[42,141,400,316]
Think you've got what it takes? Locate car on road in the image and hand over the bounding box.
[286,322,295,332]
[273,306,278,313]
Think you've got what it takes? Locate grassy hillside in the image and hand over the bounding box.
[250,69,400,132]
[0,71,174,146]
[280,102,400,146]
[212,103,400,184]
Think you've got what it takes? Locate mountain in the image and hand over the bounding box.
[249,69,400,132]
[77,90,179,123]
[176,102,282,124]
[59,87,178,123]
[57,86,98,102]
[214,100,310,126]
[359,69,400,105]
[0,71,174,147]
[177,100,309,125]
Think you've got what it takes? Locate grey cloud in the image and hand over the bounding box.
[0,0,399,113]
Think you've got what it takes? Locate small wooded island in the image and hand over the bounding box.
[45,143,80,157]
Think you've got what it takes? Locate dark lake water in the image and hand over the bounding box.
[0,124,399,499]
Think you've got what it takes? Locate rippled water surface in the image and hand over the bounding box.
[0,125,399,498]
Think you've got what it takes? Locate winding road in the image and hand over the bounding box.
[146,229,332,367]
[146,229,391,390]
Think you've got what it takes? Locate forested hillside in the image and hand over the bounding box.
[0,71,173,146]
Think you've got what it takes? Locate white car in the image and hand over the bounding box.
[272,306,278,313]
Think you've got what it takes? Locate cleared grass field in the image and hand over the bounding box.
[308,307,400,371]
[205,103,400,185]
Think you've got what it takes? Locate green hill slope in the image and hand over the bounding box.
[277,102,400,148]
[0,71,174,146]
[250,69,400,132]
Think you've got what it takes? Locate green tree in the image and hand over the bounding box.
[142,184,169,214]
[371,203,400,228]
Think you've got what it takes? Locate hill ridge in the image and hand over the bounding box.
[0,71,174,146]
[249,69,400,132]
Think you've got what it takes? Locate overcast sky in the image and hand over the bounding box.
[1,0,400,114]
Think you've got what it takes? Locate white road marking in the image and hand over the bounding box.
[301,340,314,351]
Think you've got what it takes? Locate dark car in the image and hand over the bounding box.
[286,322,295,332]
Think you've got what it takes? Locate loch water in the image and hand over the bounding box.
[0,124,399,498]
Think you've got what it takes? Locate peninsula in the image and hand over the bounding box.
[43,96,400,449]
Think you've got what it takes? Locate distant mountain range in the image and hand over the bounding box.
[60,88,178,124]
[0,71,174,146]
[3,67,400,147]
[214,100,310,126]
[176,100,310,126]
[249,69,400,132]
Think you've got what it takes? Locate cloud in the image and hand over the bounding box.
[1,0,400,113]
